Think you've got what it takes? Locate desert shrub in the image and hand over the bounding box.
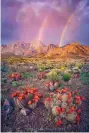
[44,88,86,126]
[37,64,46,71]
[47,70,59,82]
[76,63,83,69]
[12,81,19,87]
[63,73,71,82]
[1,78,7,84]
[9,72,21,81]
[37,72,46,80]
[64,68,73,74]
[9,65,17,72]
[51,69,60,74]
[21,72,35,78]
[11,81,25,87]
[1,61,8,72]
[80,72,89,85]
[45,81,61,91]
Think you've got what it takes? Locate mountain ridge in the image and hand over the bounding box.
[1,41,89,58]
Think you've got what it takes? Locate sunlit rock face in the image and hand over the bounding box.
[1,41,89,58]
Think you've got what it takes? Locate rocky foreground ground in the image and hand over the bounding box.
[1,63,89,132]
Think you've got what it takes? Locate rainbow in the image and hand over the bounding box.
[37,4,77,47]
[37,16,49,41]
[59,13,75,47]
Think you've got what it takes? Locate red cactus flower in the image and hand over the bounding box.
[64,87,69,91]
[68,106,75,114]
[61,108,66,112]
[38,75,42,80]
[33,98,39,102]
[74,90,78,94]
[76,99,81,105]
[56,107,61,114]
[37,93,42,97]
[26,89,31,93]
[56,89,61,93]
[11,92,17,97]
[68,92,72,99]
[56,119,63,127]
[45,98,52,102]
[16,91,20,94]
[75,96,81,100]
[67,99,71,104]
[9,73,15,78]
[23,91,27,95]
[24,95,28,99]
[32,88,38,92]
[19,93,24,98]
[62,88,69,93]
[58,95,62,100]
[80,96,86,101]
[28,101,32,105]
[29,89,34,94]
[15,73,21,79]
[49,82,54,86]
[25,87,30,92]
[34,95,39,100]
[77,109,81,114]
[18,96,23,101]
[50,92,54,97]
[45,82,50,87]
[69,106,75,113]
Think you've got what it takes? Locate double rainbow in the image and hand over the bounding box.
[37,5,76,47]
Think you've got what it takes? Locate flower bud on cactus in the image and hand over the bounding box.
[52,106,60,116]
[28,102,37,109]
[61,102,67,108]
[60,112,66,118]
[62,94,68,102]
[54,82,59,89]
[56,100,61,106]
[49,85,55,91]
[50,101,55,108]
[66,112,77,123]
[44,98,52,109]
[49,81,54,86]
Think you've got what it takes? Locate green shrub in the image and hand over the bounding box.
[47,71,59,82]
[76,63,83,69]
[63,73,71,82]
